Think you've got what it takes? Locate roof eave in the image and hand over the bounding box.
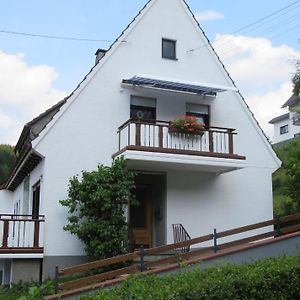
[4,145,43,191]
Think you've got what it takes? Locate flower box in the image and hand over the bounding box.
[169,116,205,136]
[168,127,204,136]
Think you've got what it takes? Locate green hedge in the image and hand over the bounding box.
[81,253,300,300]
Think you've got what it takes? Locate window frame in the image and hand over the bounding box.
[32,181,41,218]
[186,103,210,127]
[130,105,156,121]
[279,124,289,135]
[162,38,177,60]
[130,96,157,121]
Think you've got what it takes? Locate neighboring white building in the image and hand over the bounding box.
[269,95,300,144]
[0,0,280,284]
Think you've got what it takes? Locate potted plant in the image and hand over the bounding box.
[169,115,205,135]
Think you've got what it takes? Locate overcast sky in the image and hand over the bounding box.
[0,0,300,144]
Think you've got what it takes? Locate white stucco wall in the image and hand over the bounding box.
[273,118,290,144]
[166,167,273,244]
[0,190,13,214]
[9,162,44,216]
[272,110,300,144]
[6,0,279,257]
[290,107,300,139]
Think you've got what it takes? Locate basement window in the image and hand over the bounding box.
[162,39,177,60]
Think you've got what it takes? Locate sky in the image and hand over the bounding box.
[0,0,300,144]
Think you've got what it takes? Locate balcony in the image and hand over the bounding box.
[113,119,246,173]
[0,214,45,255]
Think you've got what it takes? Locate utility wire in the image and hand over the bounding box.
[217,12,300,57]
[188,0,300,53]
[221,22,300,62]
[230,0,300,35]
[234,3,300,37]
[0,29,117,43]
[0,0,298,50]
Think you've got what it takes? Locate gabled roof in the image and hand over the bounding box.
[282,94,300,108]
[269,113,289,124]
[4,145,43,191]
[15,97,68,153]
[1,98,67,190]
[4,0,280,193]
[2,1,155,191]
[30,0,280,169]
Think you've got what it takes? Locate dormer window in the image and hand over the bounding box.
[162,38,177,60]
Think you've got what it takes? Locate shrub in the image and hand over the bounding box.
[0,280,54,300]
[81,253,300,300]
[60,157,136,260]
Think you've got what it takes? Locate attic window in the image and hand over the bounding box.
[162,39,177,60]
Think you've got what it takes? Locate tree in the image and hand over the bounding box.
[292,59,300,95]
[60,157,136,260]
[273,140,300,215]
[0,144,16,184]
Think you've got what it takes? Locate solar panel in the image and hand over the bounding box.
[122,76,226,95]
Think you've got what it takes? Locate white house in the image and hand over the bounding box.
[269,94,300,144]
[0,0,280,284]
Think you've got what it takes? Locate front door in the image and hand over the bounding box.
[130,185,152,247]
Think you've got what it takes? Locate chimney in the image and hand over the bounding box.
[95,49,107,65]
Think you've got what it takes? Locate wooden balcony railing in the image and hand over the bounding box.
[0,214,45,253]
[114,119,245,160]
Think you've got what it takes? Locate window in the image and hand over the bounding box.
[294,133,300,138]
[280,125,289,135]
[186,103,210,126]
[130,96,156,120]
[162,38,176,60]
[32,182,40,218]
[23,177,30,215]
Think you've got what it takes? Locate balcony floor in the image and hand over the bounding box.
[115,147,246,174]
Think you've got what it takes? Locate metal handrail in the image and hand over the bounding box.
[172,223,191,253]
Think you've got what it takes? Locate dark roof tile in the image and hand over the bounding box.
[282,94,300,108]
[269,113,289,124]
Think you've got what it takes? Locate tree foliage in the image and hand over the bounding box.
[60,158,136,260]
[273,140,300,215]
[292,59,300,96]
[0,144,16,184]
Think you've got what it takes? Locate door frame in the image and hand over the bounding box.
[32,181,41,218]
[130,183,153,247]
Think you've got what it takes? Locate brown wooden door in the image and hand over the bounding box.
[130,185,152,247]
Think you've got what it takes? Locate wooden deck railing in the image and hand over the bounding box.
[53,212,300,294]
[113,118,245,160]
[0,214,45,252]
